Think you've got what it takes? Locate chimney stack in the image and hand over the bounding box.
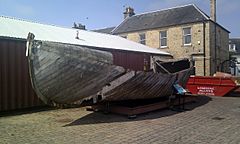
[210,0,216,22]
[73,22,86,30]
[123,7,135,19]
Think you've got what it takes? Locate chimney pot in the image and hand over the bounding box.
[123,7,135,19]
[72,22,86,30]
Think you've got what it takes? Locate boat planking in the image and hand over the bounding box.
[26,33,192,105]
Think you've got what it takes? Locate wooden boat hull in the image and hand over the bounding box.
[103,69,192,101]
[27,38,192,105]
[28,40,125,104]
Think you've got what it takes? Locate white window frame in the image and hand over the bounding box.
[183,27,192,46]
[160,30,167,48]
[139,33,146,45]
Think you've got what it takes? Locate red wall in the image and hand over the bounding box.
[110,49,151,71]
[0,39,43,112]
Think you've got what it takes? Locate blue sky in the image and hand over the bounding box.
[0,0,239,37]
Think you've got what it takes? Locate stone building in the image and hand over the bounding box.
[229,38,240,75]
[229,38,240,56]
[96,3,230,76]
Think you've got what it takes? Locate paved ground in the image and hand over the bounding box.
[0,96,240,144]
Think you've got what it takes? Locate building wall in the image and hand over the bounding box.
[0,38,44,112]
[91,47,171,71]
[119,22,229,76]
[207,22,230,75]
[218,24,230,72]
[109,49,150,71]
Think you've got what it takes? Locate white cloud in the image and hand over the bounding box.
[217,0,239,16]
[0,0,35,17]
[14,3,35,16]
[145,0,204,11]
[145,0,239,17]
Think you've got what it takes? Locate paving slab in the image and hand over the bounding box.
[0,96,240,144]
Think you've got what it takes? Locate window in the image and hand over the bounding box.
[160,31,167,48]
[139,33,146,45]
[183,27,191,45]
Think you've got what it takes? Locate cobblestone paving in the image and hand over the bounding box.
[0,96,240,144]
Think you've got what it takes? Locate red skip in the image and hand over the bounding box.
[186,76,238,97]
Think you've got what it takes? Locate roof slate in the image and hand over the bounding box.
[93,27,115,34]
[112,4,209,34]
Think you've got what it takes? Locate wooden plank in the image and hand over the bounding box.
[92,96,197,117]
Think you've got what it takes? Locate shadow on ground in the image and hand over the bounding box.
[64,96,212,126]
[0,106,54,117]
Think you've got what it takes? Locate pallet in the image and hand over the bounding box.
[90,95,197,118]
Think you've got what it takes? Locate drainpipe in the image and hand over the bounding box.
[203,21,206,76]
[214,23,217,72]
